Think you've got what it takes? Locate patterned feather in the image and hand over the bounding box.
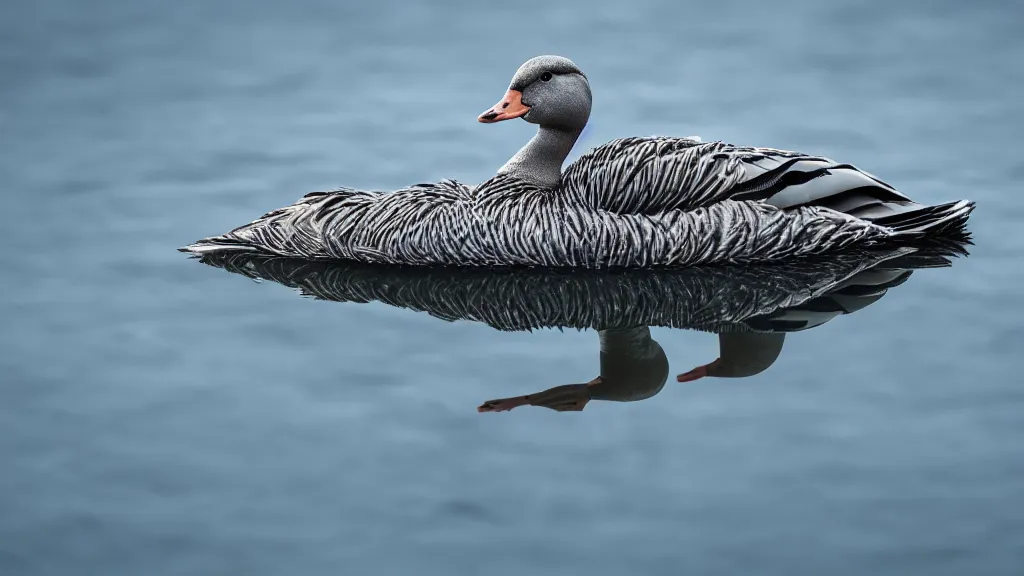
[192,243,968,333]
[182,137,975,268]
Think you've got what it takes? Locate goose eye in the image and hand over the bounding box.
[540,72,552,82]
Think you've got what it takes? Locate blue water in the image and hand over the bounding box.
[2,1,1022,574]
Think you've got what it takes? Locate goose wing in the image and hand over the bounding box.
[560,136,912,215]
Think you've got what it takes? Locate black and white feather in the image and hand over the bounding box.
[182,136,975,268]
[194,243,968,333]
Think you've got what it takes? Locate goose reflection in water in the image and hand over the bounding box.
[478,328,786,413]
[478,326,671,412]
[189,240,970,413]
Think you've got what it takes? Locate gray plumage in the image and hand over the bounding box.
[182,55,975,268]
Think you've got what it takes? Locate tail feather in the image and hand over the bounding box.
[869,199,976,239]
[179,236,260,254]
[180,197,329,257]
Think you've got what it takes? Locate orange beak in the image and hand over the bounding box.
[478,89,530,123]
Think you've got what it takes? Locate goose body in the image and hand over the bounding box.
[183,56,974,268]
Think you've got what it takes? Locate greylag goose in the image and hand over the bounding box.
[182,55,975,268]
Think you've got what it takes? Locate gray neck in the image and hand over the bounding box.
[497,125,582,189]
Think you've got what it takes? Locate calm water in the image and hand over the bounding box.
[2,0,1023,574]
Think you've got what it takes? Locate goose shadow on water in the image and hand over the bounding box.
[190,240,971,414]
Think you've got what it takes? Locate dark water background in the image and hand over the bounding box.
[2,1,1022,574]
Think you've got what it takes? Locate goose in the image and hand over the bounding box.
[182,55,975,268]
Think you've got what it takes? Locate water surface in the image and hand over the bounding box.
[1,1,1022,574]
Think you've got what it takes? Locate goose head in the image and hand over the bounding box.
[676,332,786,383]
[478,55,592,131]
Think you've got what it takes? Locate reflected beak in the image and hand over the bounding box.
[478,89,530,123]
[676,358,722,382]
